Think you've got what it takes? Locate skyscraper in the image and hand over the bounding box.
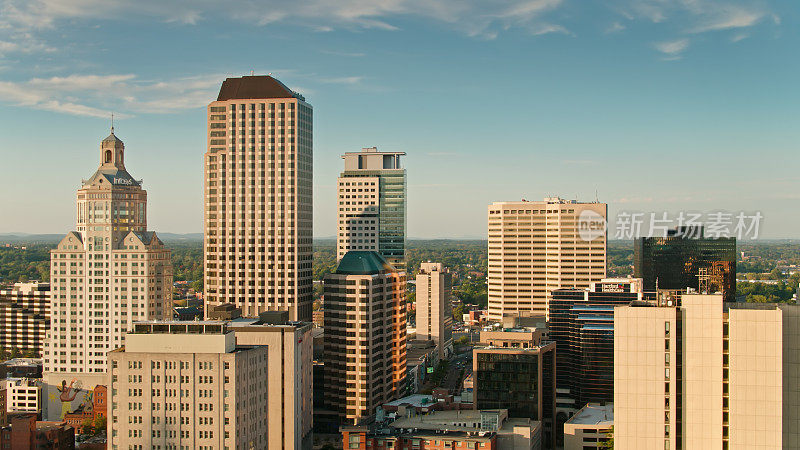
[323,251,407,425]
[42,130,172,421]
[337,147,406,270]
[204,75,314,321]
[43,130,172,376]
[415,262,453,360]
[634,227,736,301]
[487,197,607,322]
[549,278,643,420]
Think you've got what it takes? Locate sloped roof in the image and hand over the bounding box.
[131,231,159,246]
[335,251,395,275]
[217,76,302,101]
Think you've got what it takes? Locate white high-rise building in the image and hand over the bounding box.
[204,75,314,321]
[487,197,607,321]
[336,147,406,270]
[43,130,172,375]
[415,262,453,360]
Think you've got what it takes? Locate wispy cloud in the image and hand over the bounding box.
[688,6,766,33]
[0,73,223,118]
[0,0,569,43]
[654,38,690,59]
[605,22,626,34]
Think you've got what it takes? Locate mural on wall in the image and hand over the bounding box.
[43,372,108,422]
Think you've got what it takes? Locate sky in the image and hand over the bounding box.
[0,0,798,239]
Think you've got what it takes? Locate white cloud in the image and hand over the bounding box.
[0,73,223,117]
[0,0,567,40]
[654,38,690,58]
[605,22,626,33]
[689,6,765,33]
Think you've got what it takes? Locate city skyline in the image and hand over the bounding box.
[1,1,799,238]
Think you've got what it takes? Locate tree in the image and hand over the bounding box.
[80,418,95,435]
[601,426,614,448]
[93,415,107,434]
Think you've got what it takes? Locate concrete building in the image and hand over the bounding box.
[228,310,314,450]
[415,262,453,360]
[549,278,643,415]
[108,321,268,450]
[473,334,556,448]
[203,75,314,321]
[614,294,800,449]
[5,378,41,414]
[0,282,50,356]
[487,197,607,322]
[563,403,613,450]
[336,147,406,270]
[42,130,173,420]
[323,251,407,425]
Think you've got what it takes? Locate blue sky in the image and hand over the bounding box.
[0,0,797,238]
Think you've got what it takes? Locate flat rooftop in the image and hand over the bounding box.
[384,394,437,409]
[566,404,613,426]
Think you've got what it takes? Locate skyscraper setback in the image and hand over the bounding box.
[43,130,173,376]
[337,147,406,270]
[204,75,314,321]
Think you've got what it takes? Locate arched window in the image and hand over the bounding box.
[105,150,112,163]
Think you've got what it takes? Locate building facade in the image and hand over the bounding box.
[549,278,643,415]
[487,198,607,322]
[473,342,556,448]
[204,75,314,321]
[43,130,172,377]
[0,282,50,356]
[108,321,268,450]
[228,311,314,450]
[415,262,453,360]
[634,227,736,301]
[336,147,406,270]
[614,294,800,449]
[4,378,41,414]
[323,251,407,425]
[562,403,612,450]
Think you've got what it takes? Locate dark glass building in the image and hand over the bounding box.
[473,343,556,448]
[549,278,643,445]
[634,227,736,301]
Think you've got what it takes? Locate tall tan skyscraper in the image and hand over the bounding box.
[487,197,607,321]
[108,321,268,450]
[614,294,800,449]
[415,262,453,360]
[43,130,172,376]
[323,251,407,425]
[337,147,406,270]
[204,75,313,321]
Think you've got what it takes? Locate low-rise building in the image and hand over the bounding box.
[342,408,541,450]
[563,404,612,450]
[5,378,41,414]
[0,413,75,450]
[0,358,43,379]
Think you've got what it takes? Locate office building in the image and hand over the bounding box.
[473,333,556,448]
[415,262,453,360]
[228,310,314,450]
[323,251,407,425]
[108,321,268,450]
[634,227,736,301]
[0,282,50,356]
[42,130,172,408]
[5,378,41,414]
[337,147,406,270]
[204,75,314,321]
[563,403,613,450]
[549,278,643,414]
[487,197,607,322]
[614,294,800,449]
[342,408,542,450]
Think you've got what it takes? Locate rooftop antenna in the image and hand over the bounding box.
[250,69,255,76]
[111,113,115,133]
[595,189,599,203]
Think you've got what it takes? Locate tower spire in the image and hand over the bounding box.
[111,113,115,134]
